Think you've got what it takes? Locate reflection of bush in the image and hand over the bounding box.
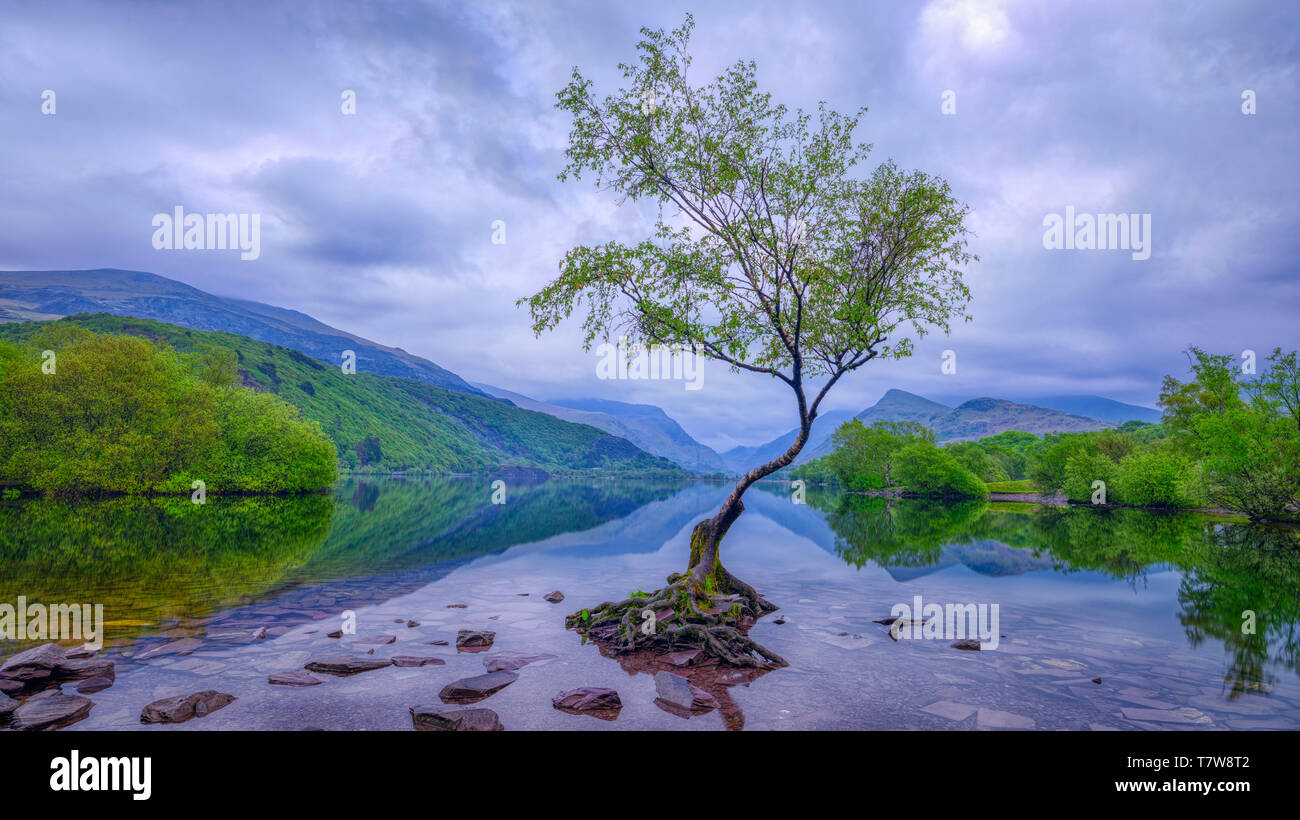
[812,491,1300,695]
[0,494,335,633]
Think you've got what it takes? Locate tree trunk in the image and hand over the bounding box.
[687,419,813,589]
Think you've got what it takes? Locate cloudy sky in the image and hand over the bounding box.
[1,0,1296,451]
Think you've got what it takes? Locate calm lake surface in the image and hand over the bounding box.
[3,477,1299,730]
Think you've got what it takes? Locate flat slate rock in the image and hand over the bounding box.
[134,638,203,661]
[0,643,67,682]
[543,591,565,604]
[553,687,622,718]
[455,630,495,649]
[141,690,235,724]
[411,706,503,731]
[391,656,447,668]
[653,671,719,713]
[75,676,115,695]
[269,670,324,686]
[10,689,94,731]
[55,658,115,682]
[305,656,393,676]
[664,649,701,667]
[483,652,556,673]
[439,671,518,704]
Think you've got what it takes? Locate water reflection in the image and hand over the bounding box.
[792,486,1300,699]
[2,478,1297,727]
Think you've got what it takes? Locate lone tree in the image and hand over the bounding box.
[522,15,977,668]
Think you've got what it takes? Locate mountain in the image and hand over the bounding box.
[0,269,488,397]
[929,397,1112,441]
[731,389,1114,472]
[0,314,685,476]
[1016,394,1161,424]
[473,386,726,474]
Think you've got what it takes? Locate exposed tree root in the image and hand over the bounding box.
[565,563,788,670]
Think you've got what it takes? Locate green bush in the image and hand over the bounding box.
[1062,451,1117,503]
[0,330,337,495]
[1112,446,1201,508]
[894,441,986,498]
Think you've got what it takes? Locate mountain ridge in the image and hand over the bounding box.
[0,268,488,397]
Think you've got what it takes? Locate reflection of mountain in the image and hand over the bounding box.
[289,477,685,579]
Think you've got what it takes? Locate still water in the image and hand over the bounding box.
[2,477,1298,730]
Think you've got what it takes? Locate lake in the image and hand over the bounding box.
[3,477,1298,730]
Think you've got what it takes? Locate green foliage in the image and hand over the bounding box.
[0,315,685,479]
[1158,346,1300,520]
[0,326,337,494]
[820,419,933,490]
[1111,446,1202,508]
[788,456,838,486]
[522,14,977,487]
[893,441,986,498]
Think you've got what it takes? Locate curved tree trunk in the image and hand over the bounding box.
[686,421,813,594]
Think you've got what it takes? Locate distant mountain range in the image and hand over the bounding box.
[0,268,1162,478]
[0,269,488,397]
[724,388,1125,474]
[473,386,727,474]
[1014,394,1161,424]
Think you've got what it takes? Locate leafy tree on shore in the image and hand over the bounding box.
[0,329,337,495]
[522,14,976,666]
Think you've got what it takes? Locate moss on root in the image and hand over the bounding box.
[564,563,788,669]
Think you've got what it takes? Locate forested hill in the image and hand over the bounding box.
[0,268,488,397]
[0,315,685,477]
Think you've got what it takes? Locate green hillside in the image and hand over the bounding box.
[0,314,685,477]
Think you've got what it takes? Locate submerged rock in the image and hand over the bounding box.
[391,655,447,667]
[134,638,203,661]
[455,630,495,650]
[305,656,393,676]
[269,670,324,686]
[439,671,518,704]
[951,639,982,651]
[664,649,701,667]
[553,687,622,718]
[483,652,555,673]
[11,689,94,731]
[352,635,397,646]
[653,671,719,713]
[411,706,503,731]
[140,690,235,724]
[543,591,565,604]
